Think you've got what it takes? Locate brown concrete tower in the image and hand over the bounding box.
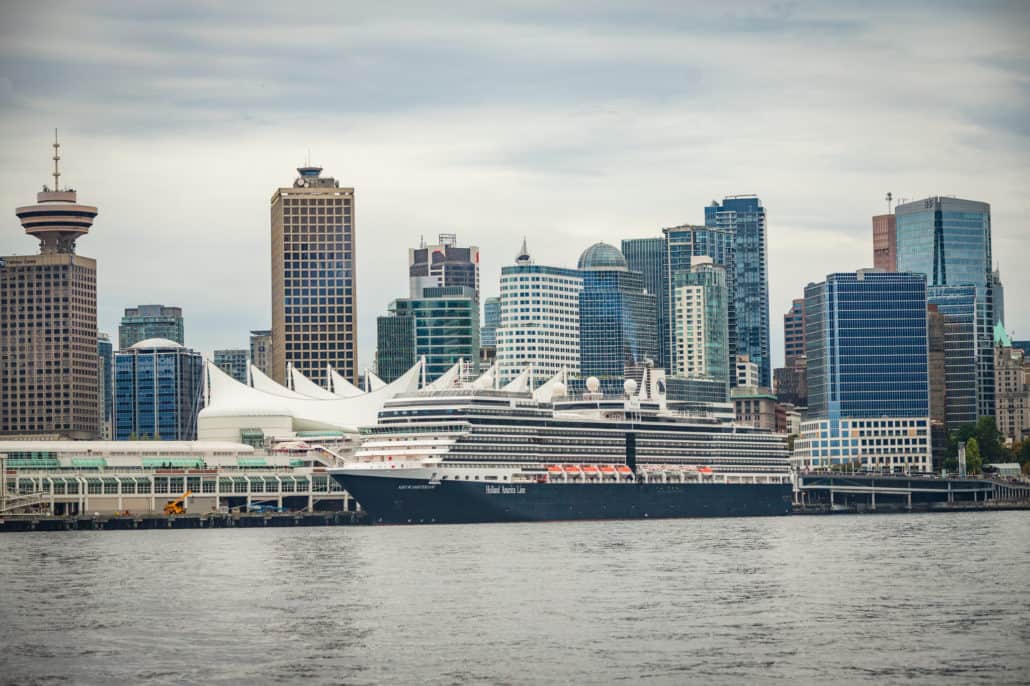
[271,165,357,386]
[1,132,100,439]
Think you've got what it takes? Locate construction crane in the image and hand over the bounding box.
[163,490,193,515]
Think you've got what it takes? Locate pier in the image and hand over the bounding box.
[795,473,1030,513]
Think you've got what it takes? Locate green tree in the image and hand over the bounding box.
[965,438,982,475]
[1018,441,1030,468]
[974,417,1008,462]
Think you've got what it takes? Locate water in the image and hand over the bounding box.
[1,512,1028,685]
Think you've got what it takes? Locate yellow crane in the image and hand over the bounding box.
[163,490,193,515]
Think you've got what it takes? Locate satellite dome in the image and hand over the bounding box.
[130,337,184,350]
[624,379,638,396]
[577,242,628,270]
[585,376,601,393]
[551,382,567,398]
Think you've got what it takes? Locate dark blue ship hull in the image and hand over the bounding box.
[332,474,794,524]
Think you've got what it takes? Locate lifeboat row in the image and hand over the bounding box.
[544,464,634,478]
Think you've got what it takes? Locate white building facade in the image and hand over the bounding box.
[792,417,933,473]
[497,242,583,385]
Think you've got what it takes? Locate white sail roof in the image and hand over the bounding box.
[250,364,308,399]
[366,371,387,391]
[200,358,424,431]
[533,369,568,402]
[502,367,532,393]
[426,360,463,390]
[470,364,496,390]
[289,363,338,399]
[328,366,365,398]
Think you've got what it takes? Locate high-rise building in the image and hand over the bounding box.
[1,134,100,439]
[783,298,805,365]
[271,165,357,387]
[995,343,1028,443]
[114,338,204,441]
[927,304,948,468]
[118,305,184,350]
[481,296,500,348]
[578,243,657,394]
[622,237,670,372]
[214,349,248,384]
[409,234,479,301]
[896,196,995,418]
[872,214,897,271]
[497,241,582,385]
[991,267,1005,327]
[98,333,113,439]
[663,224,735,379]
[376,313,415,383]
[774,356,807,408]
[705,196,771,388]
[671,256,729,388]
[735,355,759,388]
[794,270,931,473]
[388,286,479,383]
[927,285,978,430]
[249,329,272,377]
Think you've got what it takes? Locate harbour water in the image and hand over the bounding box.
[1,511,1028,685]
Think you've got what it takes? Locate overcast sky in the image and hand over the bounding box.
[1,1,1028,371]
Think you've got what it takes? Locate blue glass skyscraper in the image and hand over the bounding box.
[805,270,929,419]
[794,270,932,473]
[895,196,995,419]
[98,333,113,438]
[481,296,500,348]
[578,243,657,394]
[114,338,204,440]
[622,237,669,371]
[705,196,770,388]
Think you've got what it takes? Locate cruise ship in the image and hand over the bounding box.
[328,366,793,524]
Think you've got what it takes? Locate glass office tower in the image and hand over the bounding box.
[388,286,479,383]
[927,284,978,429]
[119,305,184,350]
[671,257,729,388]
[214,349,249,384]
[376,313,416,383]
[114,339,204,440]
[98,333,113,439]
[481,296,500,348]
[663,225,735,380]
[794,270,931,472]
[705,196,771,388]
[578,243,657,394]
[622,237,669,372]
[895,196,995,419]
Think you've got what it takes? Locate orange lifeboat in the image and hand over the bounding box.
[598,465,616,473]
[698,466,713,474]
[562,465,581,473]
[615,465,633,474]
[581,465,599,474]
[546,465,563,474]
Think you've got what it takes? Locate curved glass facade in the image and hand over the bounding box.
[114,345,204,440]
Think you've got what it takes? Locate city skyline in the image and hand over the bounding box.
[1,3,1028,372]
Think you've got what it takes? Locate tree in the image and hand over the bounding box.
[1019,440,1030,468]
[974,417,1009,463]
[965,438,982,475]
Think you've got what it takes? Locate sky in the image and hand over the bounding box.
[1,1,1028,371]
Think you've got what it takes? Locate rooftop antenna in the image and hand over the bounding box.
[885,191,893,213]
[51,128,61,191]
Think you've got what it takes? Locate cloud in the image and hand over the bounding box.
[0,1,1028,369]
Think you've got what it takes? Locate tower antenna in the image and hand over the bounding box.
[52,129,61,191]
[885,191,893,214]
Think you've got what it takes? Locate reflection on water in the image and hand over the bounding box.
[1,512,1028,685]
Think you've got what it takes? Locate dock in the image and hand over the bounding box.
[795,473,1030,514]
